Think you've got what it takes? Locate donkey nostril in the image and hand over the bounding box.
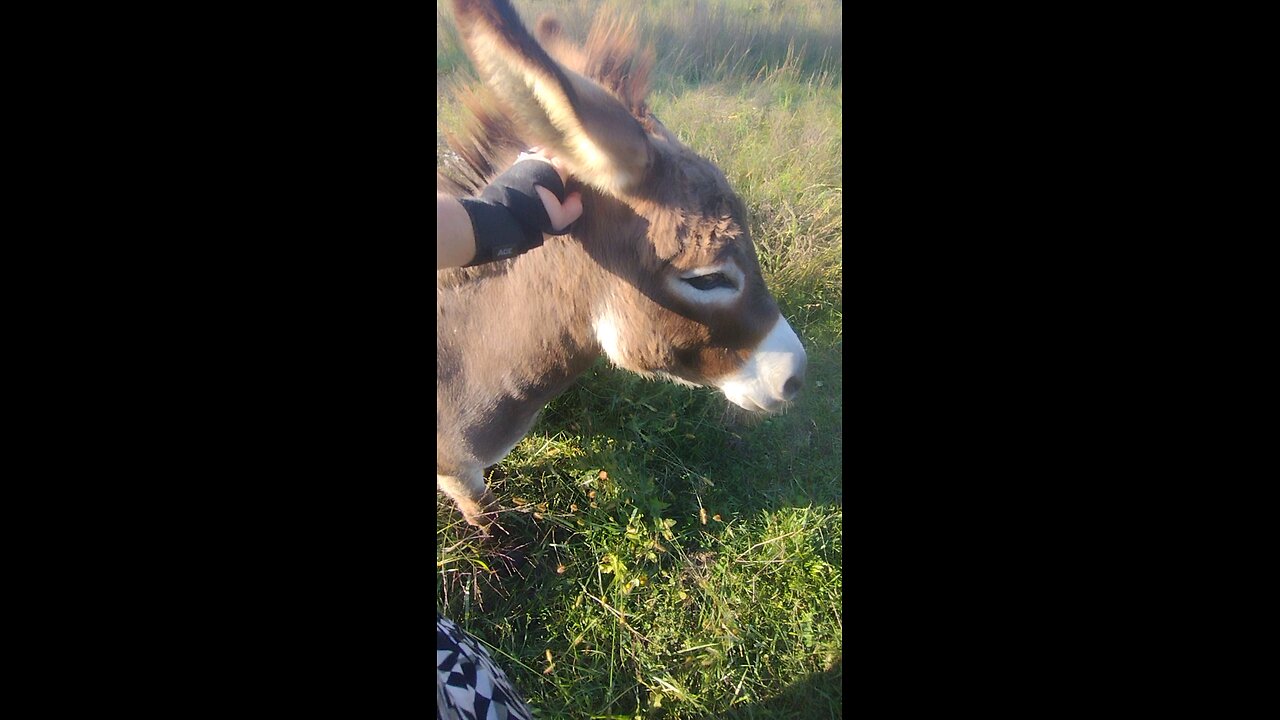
[782,375,803,398]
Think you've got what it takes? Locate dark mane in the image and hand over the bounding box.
[537,13,654,121]
[436,80,529,287]
[437,81,526,197]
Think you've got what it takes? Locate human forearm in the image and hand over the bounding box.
[437,151,583,271]
[437,194,478,269]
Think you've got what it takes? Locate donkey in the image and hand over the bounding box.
[437,0,808,530]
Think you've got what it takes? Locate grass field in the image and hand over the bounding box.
[437,1,842,717]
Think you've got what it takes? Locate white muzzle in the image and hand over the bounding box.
[716,315,807,413]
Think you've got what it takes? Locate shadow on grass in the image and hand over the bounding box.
[437,331,842,719]
[712,659,842,720]
[437,333,842,601]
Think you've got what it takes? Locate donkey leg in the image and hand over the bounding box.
[437,472,499,530]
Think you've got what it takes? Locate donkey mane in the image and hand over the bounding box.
[536,15,654,122]
[436,81,529,287]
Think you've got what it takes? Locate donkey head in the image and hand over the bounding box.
[450,0,806,413]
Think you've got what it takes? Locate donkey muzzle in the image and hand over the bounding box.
[716,315,808,413]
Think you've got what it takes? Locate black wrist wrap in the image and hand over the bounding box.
[458,159,571,267]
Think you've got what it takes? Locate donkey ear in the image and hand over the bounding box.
[450,0,653,196]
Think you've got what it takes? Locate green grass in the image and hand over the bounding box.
[438,2,841,717]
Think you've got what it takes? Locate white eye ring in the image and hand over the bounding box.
[670,263,744,304]
[683,272,735,291]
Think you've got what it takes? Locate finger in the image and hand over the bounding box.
[518,148,570,186]
[559,191,583,226]
[535,186,582,231]
[516,147,546,164]
[546,156,570,186]
[535,185,566,228]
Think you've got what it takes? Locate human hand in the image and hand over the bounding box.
[457,148,586,267]
[517,147,583,233]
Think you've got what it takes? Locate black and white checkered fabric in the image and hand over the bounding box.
[437,615,535,720]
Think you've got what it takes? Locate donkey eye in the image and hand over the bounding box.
[683,273,735,291]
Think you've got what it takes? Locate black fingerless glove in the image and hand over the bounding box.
[458,159,572,267]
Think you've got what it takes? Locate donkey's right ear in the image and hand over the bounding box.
[450,0,653,196]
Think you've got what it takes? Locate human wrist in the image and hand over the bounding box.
[457,198,544,266]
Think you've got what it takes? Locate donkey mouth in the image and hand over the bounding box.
[725,393,785,414]
[721,383,803,414]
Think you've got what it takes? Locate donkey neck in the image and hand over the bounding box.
[437,234,613,403]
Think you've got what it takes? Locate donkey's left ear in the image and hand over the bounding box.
[450,0,653,196]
